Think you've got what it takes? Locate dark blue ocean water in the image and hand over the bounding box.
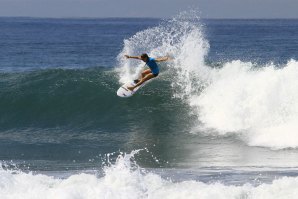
[0,18,160,70]
[1,17,298,182]
[206,19,298,64]
[1,18,298,72]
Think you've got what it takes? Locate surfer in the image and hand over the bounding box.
[124,53,170,91]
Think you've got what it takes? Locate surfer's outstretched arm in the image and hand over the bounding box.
[155,56,171,62]
[124,55,141,60]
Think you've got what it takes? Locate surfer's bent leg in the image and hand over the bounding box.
[134,69,151,83]
[128,72,158,91]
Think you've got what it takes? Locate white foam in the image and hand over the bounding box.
[1,152,298,199]
[191,60,298,149]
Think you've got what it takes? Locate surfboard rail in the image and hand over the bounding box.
[116,80,150,97]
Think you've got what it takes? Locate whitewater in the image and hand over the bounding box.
[1,151,298,199]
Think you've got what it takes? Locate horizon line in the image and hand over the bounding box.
[1,16,298,20]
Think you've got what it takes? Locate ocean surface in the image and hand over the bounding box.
[1,14,298,198]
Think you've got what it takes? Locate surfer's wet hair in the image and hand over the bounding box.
[141,53,149,59]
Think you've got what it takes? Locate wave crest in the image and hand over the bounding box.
[117,11,298,149]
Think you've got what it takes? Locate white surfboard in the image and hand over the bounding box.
[117,80,148,97]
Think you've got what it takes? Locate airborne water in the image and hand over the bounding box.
[1,15,298,198]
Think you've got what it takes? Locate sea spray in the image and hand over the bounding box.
[117,11,210,91]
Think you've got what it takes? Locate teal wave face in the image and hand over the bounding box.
[0,68,192,133]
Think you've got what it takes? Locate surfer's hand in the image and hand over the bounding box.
[166,54,173,61]
[124,55,130,59]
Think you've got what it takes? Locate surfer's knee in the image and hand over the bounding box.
[141,70,150,77]
[143,73,154,81]
[153,73,159,77]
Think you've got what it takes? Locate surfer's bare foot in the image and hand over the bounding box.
[127,86,134,91]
